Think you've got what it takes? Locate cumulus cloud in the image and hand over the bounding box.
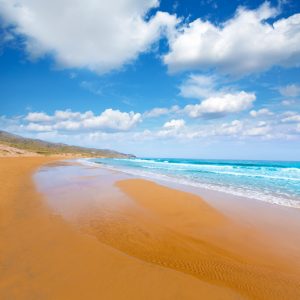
[144,107,170,118]
[25,122,53,132]
[281,112,300,123]
[163,119,185,130]
[244,125,271,137]
[2,111,299,144]
[82,109,141,131]
[0,0,178,73]
[157,119,185,137]
[249,108,273,117]
[216,120,244,136]
[184,91,256,118]
[213,119,271,137]
[179,74,217,99]
[24,109,141,132]
[143,105,179,118]
[164,2,300,75]
[25,112,52,122]
[140,118,277,140]
[279,84,300,98]
[54,120,81,131]
[54,110,83,120]
[179,74,256,119]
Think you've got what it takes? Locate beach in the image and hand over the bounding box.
[1,157,300,299]
[1,0,299,298]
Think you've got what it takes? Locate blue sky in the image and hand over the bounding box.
[0,0,300,159]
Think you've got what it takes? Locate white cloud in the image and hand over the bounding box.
[216,120,243,136]
[163,119,185,130]
[179,74,217,99]
[54,110,82,120]
[3,110,300,145]
[143,118,276,140]
[279,84,300,98]
[184,91,256,118]
[179,74,256,119]
[25,112,52,122]
[26,122,53,132]
[213,119,271,137]
[281,112,300,123]
[164,2,300,75]
[244,125,270,136]
[54,120,81,130]
[23,108,141,132]
[82,109,141,131]
[157,119,185,137]
[0,0,178,73]
[144,107,170,118]
[143,105,179,118]
[250,108,273,117]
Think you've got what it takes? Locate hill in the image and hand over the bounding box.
[0,130,134,158]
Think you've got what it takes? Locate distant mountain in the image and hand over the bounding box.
[0,130,135,158]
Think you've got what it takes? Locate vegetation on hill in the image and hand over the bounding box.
[0,130,134,158]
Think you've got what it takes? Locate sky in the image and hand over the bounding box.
[0,0,300,160]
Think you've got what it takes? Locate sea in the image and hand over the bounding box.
[85,158,300,208]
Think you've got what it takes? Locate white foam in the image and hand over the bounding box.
[79,159,300,209]
[75,158,101,167]
[108,159,300,181]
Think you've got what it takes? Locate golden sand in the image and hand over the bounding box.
[35,159,300,299]
[0,157,244,299]
[111,179,300,299]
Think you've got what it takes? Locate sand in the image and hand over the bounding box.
[0,157,243,299]
[115,179,300,299]
[1,158,300,299]
[0,144,40,157]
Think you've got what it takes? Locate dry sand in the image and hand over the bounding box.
[0,144,40,157]
[0,157,243,299]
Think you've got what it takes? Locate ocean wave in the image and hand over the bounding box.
[75,158,101,167]
[132,158,300,169]
[81,158,300,209]
[116,159,300,181]
[94,164,300,208]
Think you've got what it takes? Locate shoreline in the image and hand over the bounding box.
[82,158,300,209]
[34,159,300,299]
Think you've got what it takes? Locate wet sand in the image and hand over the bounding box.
[1,158,300,299]
[35,161,300,299]
[0,157,241,299]
[116,179,300,299]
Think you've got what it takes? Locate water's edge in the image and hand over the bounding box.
[77,158,300,209]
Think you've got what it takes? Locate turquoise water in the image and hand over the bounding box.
[86,158,300,208]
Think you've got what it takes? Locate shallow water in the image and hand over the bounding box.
[87,158,300,208]
[34,162,133,221]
